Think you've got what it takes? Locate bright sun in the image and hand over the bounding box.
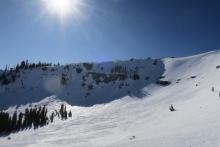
[42,0,84,22]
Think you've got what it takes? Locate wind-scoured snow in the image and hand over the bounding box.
[1,51,220,146]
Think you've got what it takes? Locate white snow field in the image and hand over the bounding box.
[1,51,220,146]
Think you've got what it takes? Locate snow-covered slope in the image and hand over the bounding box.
[0,58,165,108]
[1,51,220,147]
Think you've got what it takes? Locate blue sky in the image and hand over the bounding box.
[1,0,220,69]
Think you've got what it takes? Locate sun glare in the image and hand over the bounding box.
[42,0,84,23]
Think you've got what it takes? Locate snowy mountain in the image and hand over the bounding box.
[1,51,220,146]
[0,58,165,108]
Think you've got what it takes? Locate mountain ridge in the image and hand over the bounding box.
[1,51,220,146]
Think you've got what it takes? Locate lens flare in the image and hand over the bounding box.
[42,0,84,23]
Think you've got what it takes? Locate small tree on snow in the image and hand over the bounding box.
[212,87,214,92]
[68,111,72,118]
[169,105,176,112]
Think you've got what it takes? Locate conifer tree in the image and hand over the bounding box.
[68,111,72,118]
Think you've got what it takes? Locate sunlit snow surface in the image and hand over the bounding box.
[1,51,220,146]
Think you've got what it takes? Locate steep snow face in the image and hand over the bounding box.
[0,59,165,108]
[1,51,220,147]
